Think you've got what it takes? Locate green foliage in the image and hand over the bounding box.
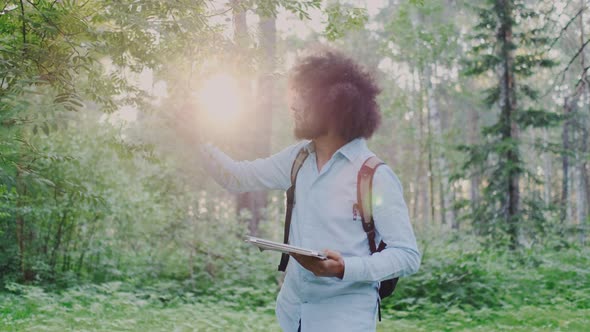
[324,3,368,41]
[1,1,588,330]
[0,281,279,331]
[382,0,460,67]
[1,233,589,331]
[391,249,503,311]
[0,0,236,284]
[253,0,321,19]
[383,235,590,316]
[456,0,561,246]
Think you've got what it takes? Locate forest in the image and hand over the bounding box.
[0,0,589,331]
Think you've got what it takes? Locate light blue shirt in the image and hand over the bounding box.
[200,138,421,332]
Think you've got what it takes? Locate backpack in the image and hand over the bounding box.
[277,147,399,321]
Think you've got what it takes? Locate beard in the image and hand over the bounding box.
[292,109,329,140]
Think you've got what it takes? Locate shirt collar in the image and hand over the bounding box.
[304,138,366,162]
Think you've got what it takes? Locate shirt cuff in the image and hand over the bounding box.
[342,256,364,282]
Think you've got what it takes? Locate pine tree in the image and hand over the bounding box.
[458,0,560,248]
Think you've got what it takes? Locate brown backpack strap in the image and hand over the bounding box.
[357,156,384,253]
[358,156,385,321]
[358,156,401,321]
[278,147,309,272]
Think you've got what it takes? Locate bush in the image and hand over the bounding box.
[382,233,590,317]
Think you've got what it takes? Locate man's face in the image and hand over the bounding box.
[289,90,329,140]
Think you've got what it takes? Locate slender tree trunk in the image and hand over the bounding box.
[497,0,520,249]
[408,12,429,228]
[76,215,99,275]
[584,107,590,246]
[576,0,588,243]
[417,69,430,226]
[15,169,28,281]
[405,69,417,222]
[562,95,573,223]
[574,121,589,237]
[567,162,574,222]
[575,158,588,227]
[410,67,422,225]
[469,97,481,218]
[425,68,435,225]
[425,63,455,227]
[561,89,586,227]
[542,128,552,205]
[50,210,67,270]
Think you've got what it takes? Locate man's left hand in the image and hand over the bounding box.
[290,249,345,279]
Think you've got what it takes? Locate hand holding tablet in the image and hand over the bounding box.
[244,236,327,260]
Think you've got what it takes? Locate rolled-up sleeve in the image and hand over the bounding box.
[342,165,421,282]
[199,141,308,193]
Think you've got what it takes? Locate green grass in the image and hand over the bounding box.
[1,283,588,332]
[383,306,590,331]
[1,292,588,332]
[2,240,588,331]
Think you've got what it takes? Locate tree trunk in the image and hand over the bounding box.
[425,70,435,225]
[246,13,277,236]
[15,169,27,282]
[410,66,423,226]
[408,12,429,228]
[469,97,481,219]
[497,0,520,249]
[234,4,277,236]
[542,128,552,205]
[425,63,455,227]
[576,0,588,244]
[583,107,590,246]
[231,0,262,235]
[420,78,430,226]
[562,96,573,223]
[575,156,588,229]
[414,68,430,227]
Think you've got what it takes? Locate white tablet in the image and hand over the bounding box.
[244,236,327,260]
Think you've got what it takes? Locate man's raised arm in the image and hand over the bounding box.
[199,141,307,193]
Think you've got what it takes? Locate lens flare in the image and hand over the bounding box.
[196,72,243,122]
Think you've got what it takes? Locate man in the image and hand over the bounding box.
[182,47,420,331]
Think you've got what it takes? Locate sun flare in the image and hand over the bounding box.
[196,72,244,122]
